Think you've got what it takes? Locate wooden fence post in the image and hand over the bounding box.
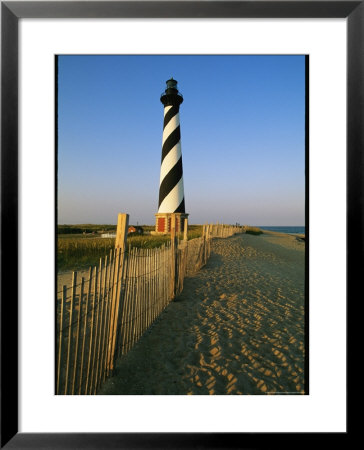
[107,213,129,372]
[115,213,128,249]
[205,224,209,261]
[183,217,188,242]
[201,224,205,264]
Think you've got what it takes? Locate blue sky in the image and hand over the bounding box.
[57,55,305,226]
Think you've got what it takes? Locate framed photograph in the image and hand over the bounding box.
[1,1,355,447]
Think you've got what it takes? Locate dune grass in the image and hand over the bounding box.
[245,226,263,236]
[57,226,203,272]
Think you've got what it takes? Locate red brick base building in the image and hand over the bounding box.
[155,213,189,234]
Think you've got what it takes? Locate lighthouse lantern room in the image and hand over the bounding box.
[155,78,188,233]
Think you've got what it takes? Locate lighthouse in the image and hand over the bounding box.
[155,78,188,233]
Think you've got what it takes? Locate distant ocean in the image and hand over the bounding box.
[258,226,305,235]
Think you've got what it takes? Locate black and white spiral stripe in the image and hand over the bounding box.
[158,105,185,213]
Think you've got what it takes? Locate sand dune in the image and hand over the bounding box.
[98,232,306,395]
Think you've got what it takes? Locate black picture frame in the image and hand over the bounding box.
[1,1,355,448]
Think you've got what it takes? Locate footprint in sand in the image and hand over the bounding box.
[210,336,218,346]
[256,379,268,393]
[272,348,289,367]
[194,334,203,350]
[209,346,221,358]
[205,376,216,393]
[226,373,237,394]
[194,374,203,388]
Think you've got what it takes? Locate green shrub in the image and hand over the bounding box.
[245,226,263,236]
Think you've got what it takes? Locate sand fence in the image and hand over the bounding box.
[56,215,242,395]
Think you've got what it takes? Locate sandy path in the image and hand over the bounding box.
[57,269,90,296]
[98,232,305,395]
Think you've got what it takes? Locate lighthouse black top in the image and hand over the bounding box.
[160,78,184,107]
[158,78,186,214]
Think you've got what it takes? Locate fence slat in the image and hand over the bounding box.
[135,250,142,342]
[107,248,121,371]
[89,262,101,395]
[156,247,162,314]
[103,250,115,381]
[147,248,152,329]
[119,248,131,356]
[124,247,135,354]
[130,248,138,346]
[78,267,92,394]
[64,272,77,395]
[71,276,84,395]
[93,258,104,394]
[141,250,146,336]
[124,248,133,353]
[56,286,66,395]
[154,246,158,318]
[116,251,129,360]
[96,255,108,389]
[85,265,97,395]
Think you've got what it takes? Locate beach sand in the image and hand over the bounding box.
[98,232,305,395]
